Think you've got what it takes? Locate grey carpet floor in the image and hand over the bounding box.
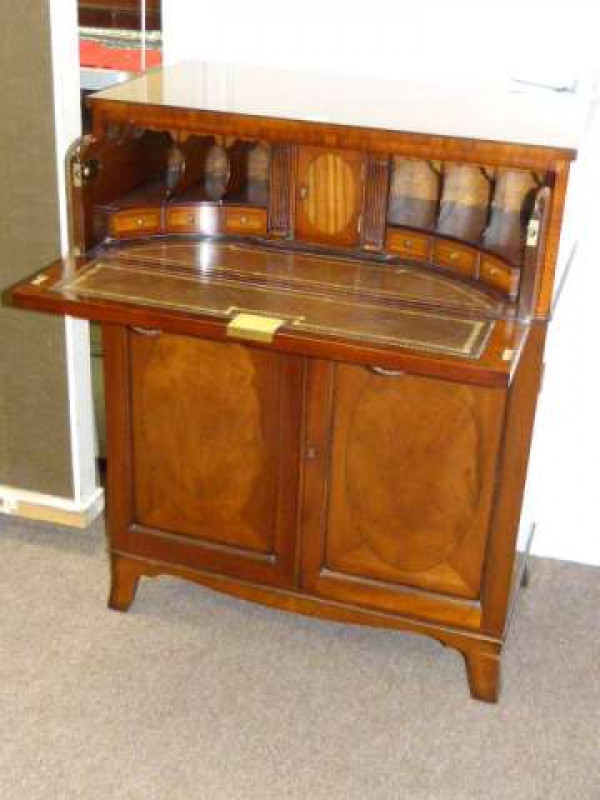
[0,515,598,800]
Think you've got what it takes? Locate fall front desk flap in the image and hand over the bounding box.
[51,240,502,359]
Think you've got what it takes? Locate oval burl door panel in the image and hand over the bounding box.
[128,332,302,585]
[132,335,272,550]
[324,364,505,598]
[345,378,482,571]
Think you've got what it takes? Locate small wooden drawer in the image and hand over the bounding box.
[433,240,477,277]
[110,208,162,237]
[385,229,430,260]
[166,205,211,234]
[223,207,267,235]
[166,205,267,236]
[480,256,520,298]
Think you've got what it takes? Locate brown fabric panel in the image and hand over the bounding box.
[247,143,270,183]
[387,158,440,229]
[483,170,540,265]
[204,143,229,199]
[0,0,73,496]
[247,143,270,205]
[437,164,492,242]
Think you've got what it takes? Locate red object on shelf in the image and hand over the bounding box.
[80,40,162,71]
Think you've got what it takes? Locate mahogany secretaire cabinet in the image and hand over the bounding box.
[10,62,584,701]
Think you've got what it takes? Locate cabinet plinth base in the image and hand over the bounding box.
[107,551,505,701]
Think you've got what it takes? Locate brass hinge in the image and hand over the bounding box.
[526,218,540,248]
[72,161,83,188]
[72,159,97,188]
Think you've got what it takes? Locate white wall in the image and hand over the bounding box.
[163,0,596,88]
[163,0,600,565]
[525,102,600,566]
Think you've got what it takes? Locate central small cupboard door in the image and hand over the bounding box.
[295,146,365,246]
[300,361,506,624]
[128,331,303,586]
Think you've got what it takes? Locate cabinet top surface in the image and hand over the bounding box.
[92,61,587,154]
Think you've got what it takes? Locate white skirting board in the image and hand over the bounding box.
[0,485,104,529]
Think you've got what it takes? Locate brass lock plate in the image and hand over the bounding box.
[226,313,285,343]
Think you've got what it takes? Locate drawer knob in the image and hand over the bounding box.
[136,217,144,227]
[449,251,459,261]
[187,213,195,224]
[488,267,498,276]
[403,239,413,249]
[240,215,247,225]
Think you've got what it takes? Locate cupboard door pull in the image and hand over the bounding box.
[131,326,162,337]
[368,365,406,378]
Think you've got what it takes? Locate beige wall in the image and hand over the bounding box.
[0,0,73,496]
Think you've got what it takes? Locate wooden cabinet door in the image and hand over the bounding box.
[106,327,303,588]
[295,146,365,246]
[300,361,506,627]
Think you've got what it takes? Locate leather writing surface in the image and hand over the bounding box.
[58,242,495,359]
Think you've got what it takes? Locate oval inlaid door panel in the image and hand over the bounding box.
[128,332,303,586]
[345,378,482,571]
[133,336,272,550]
[319,363,505,599]
[295,146,365,246]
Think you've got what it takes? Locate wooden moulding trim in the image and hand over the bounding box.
[267,144,295,238]
[535,161,571,317]
[361,155,390,250]
[129,522,277,564]
[313,568,482,630]
[111,550,503,650]
[90,101,576,172]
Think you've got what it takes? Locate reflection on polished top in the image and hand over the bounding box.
[56,240,496,359]
[93,61,587,150]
